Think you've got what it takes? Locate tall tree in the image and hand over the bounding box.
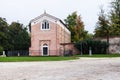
[94,0,120,37]
[64,12,77,42]
[64,12,87,42]
[9,22,30,50]
[75,15,88,41]
[94,8,110,53]
[94,8,108,37]
[94,8,109,43]
[0,17,12,51]
[109,0,120,36]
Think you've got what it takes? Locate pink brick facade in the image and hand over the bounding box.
[29,12,71,56]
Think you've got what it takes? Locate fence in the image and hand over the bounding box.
[6,50,29,56]
[29,50,73,56]
[5,50,74,57]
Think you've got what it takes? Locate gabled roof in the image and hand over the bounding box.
[30,12,70,32]
[30,12,60,23]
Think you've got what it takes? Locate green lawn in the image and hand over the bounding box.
[0,56,78,62]
[77,54,120,58]
[1,54,120,62]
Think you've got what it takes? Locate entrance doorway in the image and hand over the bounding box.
[42,44,49,56]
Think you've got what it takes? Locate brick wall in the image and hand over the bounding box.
[29,16,71,56]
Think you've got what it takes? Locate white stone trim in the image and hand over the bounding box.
[41,20,50,30]
[31,15,70,35]
[31,16,57,26]
[42,44,49,56]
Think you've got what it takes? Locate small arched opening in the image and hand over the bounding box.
[42,43,49,56]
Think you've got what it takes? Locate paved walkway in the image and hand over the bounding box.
[0,58,120,80]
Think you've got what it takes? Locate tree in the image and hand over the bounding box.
[75,15,88,41]
[86,33,93,40]
[64,12,77,42]
[94,8,109,43]
[94,0,120,53]
[0,17,12,51]
[75,39,109,54]
[95,0,120,37]
[64,12,88,42]
[0,18,30,56]
[94,8,110,53]
[109,0,120,36]
[8,22,30,50]
[94,8,109,37]
[0,46,3,55]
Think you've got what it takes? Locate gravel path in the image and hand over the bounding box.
[0,58,120,80]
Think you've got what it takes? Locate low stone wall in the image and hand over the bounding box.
[96,37,120,54]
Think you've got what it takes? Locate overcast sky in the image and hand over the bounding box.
[0,0,111,33]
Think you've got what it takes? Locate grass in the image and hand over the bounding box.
[1,54,120,62]
[76,54,120,58]
[0,56,78,62]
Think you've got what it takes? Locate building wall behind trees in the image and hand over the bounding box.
[96,37,120,54]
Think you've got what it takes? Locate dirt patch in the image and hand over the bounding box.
[0,58,120,80]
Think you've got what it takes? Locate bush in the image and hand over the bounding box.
[0,46,3,55]
[75,39,109,54]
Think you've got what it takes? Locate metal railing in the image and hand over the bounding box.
[5,50,73,56]
[29,50,73,56]
[6,50,29,56]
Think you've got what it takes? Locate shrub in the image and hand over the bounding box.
[0,46,3,55]
[75,39,109,54]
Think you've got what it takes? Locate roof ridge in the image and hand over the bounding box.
[30,12,60,23]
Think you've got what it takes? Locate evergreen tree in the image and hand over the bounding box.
[0,17,12,51]
[109,0,120,36]
[94,8,109,43]
[9,22,30,50]
[94,0,120,37]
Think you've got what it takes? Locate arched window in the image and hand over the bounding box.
[43,43,48,46]
[41,20,50,30]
